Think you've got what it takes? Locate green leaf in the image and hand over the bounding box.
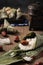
[26,46,43,57]
[0,56,23,65]
[0,45,43,65]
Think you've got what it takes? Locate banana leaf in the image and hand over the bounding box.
[0,45,43,65]
[0,56,23,65]
[0,46,23,65]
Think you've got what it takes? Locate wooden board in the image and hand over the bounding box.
[0,26,43,65]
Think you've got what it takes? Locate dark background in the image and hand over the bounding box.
[0,0,43,12]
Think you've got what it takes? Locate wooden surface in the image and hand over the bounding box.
[0,26,43,65]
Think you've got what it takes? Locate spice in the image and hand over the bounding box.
[14,36,20,42]
[21,40,28,45]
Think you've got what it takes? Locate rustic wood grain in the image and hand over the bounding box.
[0,26,43,65]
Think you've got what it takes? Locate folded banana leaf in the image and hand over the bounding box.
[23,32,43,49]
[26,46,43,57]
[0,45,43,65]
[0,56,23,65]
[0,46,22,65]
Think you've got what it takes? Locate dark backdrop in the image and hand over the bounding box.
[0,0,43,12]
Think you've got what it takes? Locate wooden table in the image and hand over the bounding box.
[0,26,43,65]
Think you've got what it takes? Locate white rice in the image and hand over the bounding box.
[23,56,32,61]
[19,37,36,50]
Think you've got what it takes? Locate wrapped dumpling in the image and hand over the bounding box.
[19,32,43,50]
[16,8,22,19]
[0,38,11,45]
